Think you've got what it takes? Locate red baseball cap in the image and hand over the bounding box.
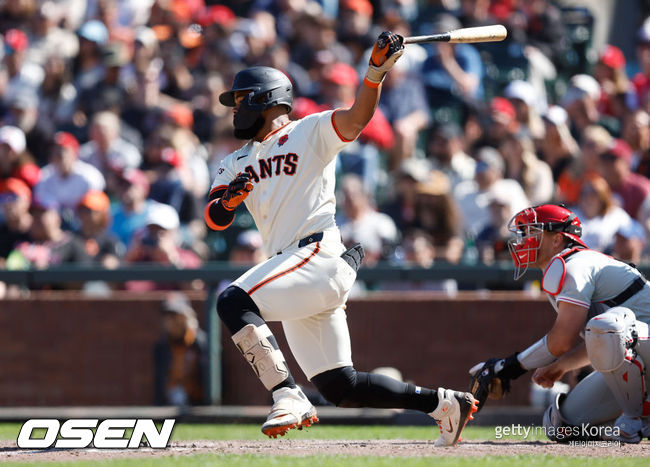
[324,62,359,87]
[0,177,31,202]
[599,45,625,69]
[166,104,194,128]
[160,147,183,167]
[340,0,373,17]
[4,29,28,53]
[491,97,516,120]
[196,5,236,28]
[53,131,80,155]
[120,168,150,193]
[602,138,633,165]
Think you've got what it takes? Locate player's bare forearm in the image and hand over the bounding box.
[333,84,380,141]
[553,341,589,372]
[546,302,588,356]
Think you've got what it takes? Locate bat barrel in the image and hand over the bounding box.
[403,25,507,45]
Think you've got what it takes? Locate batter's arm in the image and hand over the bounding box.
[333,85,381,142]
[204,186,235,231]
[333,31,404,141]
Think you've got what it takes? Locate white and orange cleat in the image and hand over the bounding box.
[429,388,478,447]
[261,387,319,438]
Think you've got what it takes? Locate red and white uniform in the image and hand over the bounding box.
[209,110,357,378]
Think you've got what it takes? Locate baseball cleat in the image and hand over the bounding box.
[261,386,319,438]
[612,415,650,444]
[429,388,478,447]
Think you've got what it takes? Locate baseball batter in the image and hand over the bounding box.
[204,32,477,446]
[469,204,650,443]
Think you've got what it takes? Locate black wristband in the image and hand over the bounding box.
[500,352,527,380]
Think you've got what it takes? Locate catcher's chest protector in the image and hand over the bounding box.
[542,247,584,296]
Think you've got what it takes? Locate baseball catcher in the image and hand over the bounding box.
[469,204,650,443]
[205,32,477,446]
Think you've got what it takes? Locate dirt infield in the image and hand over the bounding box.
[1,439,649,463]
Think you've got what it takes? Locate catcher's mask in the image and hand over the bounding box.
[219,66,293,140]
[507,204,586,280]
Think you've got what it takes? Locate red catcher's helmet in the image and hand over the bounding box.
[507,204,586,279]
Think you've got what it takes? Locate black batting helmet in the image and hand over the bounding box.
[219,66,293,112]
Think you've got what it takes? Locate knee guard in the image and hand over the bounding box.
[217,285,264,334]
[232,324,289,391]
[585,307,637,372]
[311,366,357,407]
[585,307,645,417]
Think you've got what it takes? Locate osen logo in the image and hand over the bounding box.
[17,419,176,449]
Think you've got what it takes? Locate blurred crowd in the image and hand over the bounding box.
[2,0,650,293]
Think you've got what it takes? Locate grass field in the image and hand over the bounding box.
[0,423,645,466]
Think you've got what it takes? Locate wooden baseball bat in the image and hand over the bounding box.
[404,24,507,44]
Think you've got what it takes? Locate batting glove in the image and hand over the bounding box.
[221,173,254,211]
[468,353,526,412]
[364,31,405,88]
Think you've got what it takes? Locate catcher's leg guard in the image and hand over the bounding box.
[585,307,645,417]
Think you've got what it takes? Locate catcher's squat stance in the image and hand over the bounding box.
[205,32,477,446]
[469,204,650,443]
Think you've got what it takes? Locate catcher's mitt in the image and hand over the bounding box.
[468,353,527,412]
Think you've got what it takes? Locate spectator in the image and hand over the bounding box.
[338,174,399,267]
[414,170,464,264]
[0,178,32,260]
[426,122,475,190]
[229,229,265,265]
[110,168,155,247]
[475,186,516,264]
[557,124,612,205]
[34,132,105,210]
[379,48,430,170]
[597,139,650,219]
[623,110,650,176]
[75,190,124,268]
[154,292,208,406]
[633,17,650,113]
[499,131,554,205]
[539,105,579,182]
[11,198,91,269]
[454,146,529,237]
[1,29,44,103]
[421,14,484,111]
[26,1,79,66]
[79,111,142,172]
[381,157,431,234]
[594,45,636,120]
[483,96,519,149]
[38,54,77,128]
[124,202,201,290]
[3,87,53,165]
[613,219,647,266]
[572,175,632,254]
[503,80,545,140]
[0,125,40,189]
[73,20,109,92]
[562,74,618,139]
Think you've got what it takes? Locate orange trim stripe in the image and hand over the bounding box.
[248,243,321,295]
[263,121,291,142]
[209,184,228,197]
[363,77,381,89]
[331,110,355,143]
[204,199,233,231]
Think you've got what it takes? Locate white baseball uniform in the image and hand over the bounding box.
[541,248,650,425]
[210,110,358,378]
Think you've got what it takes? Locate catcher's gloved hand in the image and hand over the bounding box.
[468,353,527,412]
[221,172,254,211]
[364,31,405,88]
